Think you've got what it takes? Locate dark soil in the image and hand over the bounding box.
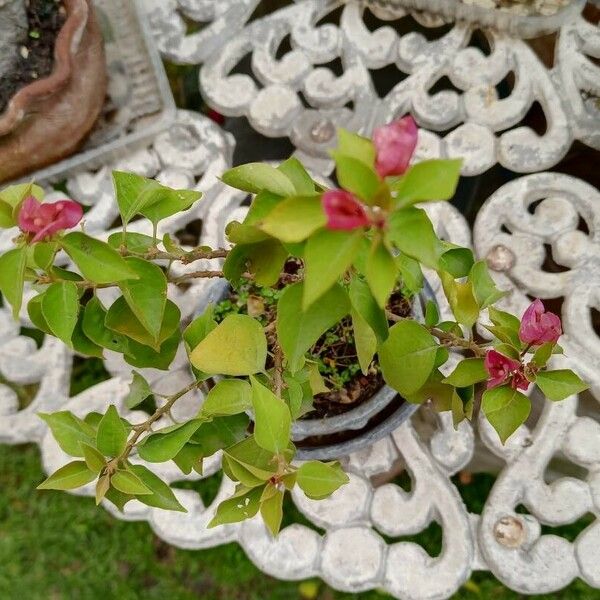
[214,260,412,420]
[0,0,66,114]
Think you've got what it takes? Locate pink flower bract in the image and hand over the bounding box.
[484,349,529,391]
[373,115,418,178]
[322,189,370,231]
[519,299,562,346]
[18,197,83,243]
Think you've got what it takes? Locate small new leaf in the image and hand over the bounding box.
[96,405,128,458]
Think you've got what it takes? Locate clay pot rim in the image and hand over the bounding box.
[0,0,89,136]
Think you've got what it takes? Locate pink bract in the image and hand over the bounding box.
[484,349,528,391]
[18,197,83,242]
[372,115,418,178]
[322,189,370,231]
[519,299,562,346]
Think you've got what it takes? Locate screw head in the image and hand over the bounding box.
[486,244,516,272]
[310,118,335,143]
[494,515,526,548]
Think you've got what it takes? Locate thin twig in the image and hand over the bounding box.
[386,311,486,357]
[108,380,201,469]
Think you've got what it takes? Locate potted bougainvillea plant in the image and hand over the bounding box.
[0,117,588,534]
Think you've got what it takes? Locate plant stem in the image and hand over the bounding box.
[386,311,486,357]
[110,380,200,468]
[273,345,284,398]
[120,247,229,264]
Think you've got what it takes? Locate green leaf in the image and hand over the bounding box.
[494,342,520,360]
[224,436,287,479]
[104,488,134,512]
[0,182,44,226]
[532,342,553,368]
[536,369,588,401]
[32,241,58,270]
[277,282,350,373]
[105,297,180,350]
[488,307,520,332]
[129,464,187,512]
[379,321,438,396]
[440,272,480,328]
[330,152,381,204]
[222,163,296,196]
[442,358,487,387]
[208,486,263,527]
[173,444,204,475]
[123,328,181,371]
[482,386,531,443]
[183,305,217,350]
[82,296,130,354]
[0,247,27,318]
[112,171,165,225]
[107,232,155,254]
[260,487,284,536]
[124,371,153,409]
[112,171,201,226]
[37,461,96,490]
[470,261,506,308]
[61,233,139,283]
[227,239,288,287]
[201,379,252,416]
[250,376,291,454]
[386,207,443,269]
[297,461,349,500]
[96,405,128,458]
[303,229,363,309]
[277,157,315,195]
[396,252,423,294]
[79,442,106,473]
[41,281,79,345]
[244,191,283,225]
[119,258,167,343]
[112,469,153,495]
[259,196,326,243]
[225,221,271,245]
[365,240,397,308]
[70,313,104,358]
[138,419,204,463]
[425,300,439,327]
[39,411,96,457]
[351,307,378,375]
[391,159,462,205]
[336,128,376,167]
[95,474,110,505]
[191,414,250,458]
[190,314,267,376]
[348,277,388,343]
[439,246,474,279]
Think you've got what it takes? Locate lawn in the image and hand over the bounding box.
[0,443,596,599]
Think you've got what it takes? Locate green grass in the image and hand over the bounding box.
[0,444,597,600]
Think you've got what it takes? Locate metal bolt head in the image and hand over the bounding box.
[310,118,335,143]
[494,515,526,548]
[486,244,516,272]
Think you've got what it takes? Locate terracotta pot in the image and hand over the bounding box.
[0,0,107,183]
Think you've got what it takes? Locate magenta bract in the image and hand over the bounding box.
[18,197,83,242]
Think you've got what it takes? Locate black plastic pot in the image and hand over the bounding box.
[195,278,437,460]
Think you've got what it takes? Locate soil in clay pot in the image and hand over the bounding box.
[0,0,66,114]
[212,260,412,422]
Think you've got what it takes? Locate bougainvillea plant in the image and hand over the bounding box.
[0,117,588,534]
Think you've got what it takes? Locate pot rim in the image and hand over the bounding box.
[0,0,89,136]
